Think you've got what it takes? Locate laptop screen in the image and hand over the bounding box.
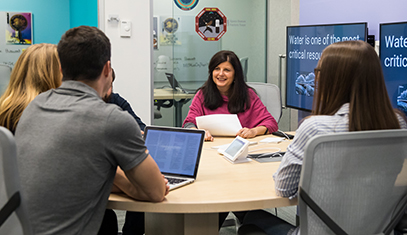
[165,73,181,90]
[165,73,197,94]
[144,126,205,177]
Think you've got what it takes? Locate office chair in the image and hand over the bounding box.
[396,212,407,234]
[299,129,407,235]
[225,82,283,233]
[247,82,282,123]
[240,57,248,82]
[0,63,12,95]
[154,99,173,119]
[0,126,33,235]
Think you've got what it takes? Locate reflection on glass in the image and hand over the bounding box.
[153,0,267,127]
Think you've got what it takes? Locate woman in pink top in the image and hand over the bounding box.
[183,50,278,141]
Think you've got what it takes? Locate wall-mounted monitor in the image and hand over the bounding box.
[380,21,407,116]
[286,23,367,112]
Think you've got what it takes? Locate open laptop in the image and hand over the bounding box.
[165,73,197,94]
[143,126,205,190]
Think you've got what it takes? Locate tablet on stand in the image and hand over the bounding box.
[218,136,251,164]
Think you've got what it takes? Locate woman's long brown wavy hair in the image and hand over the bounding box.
[0,43,62,132]
[200,50,251,114]
[312,40,400,131]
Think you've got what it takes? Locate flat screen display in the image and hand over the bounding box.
[286,23,367,111]
[380,22,407,116]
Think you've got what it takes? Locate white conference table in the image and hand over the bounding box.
[107,134,297,235]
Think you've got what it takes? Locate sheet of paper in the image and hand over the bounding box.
[196,114,242,136]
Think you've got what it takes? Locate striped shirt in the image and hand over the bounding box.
[273,103,407,198]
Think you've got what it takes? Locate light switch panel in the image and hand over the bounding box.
[120,20,131,37]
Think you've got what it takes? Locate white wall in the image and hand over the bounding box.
[98,0,153,125]
[267,0,299,131]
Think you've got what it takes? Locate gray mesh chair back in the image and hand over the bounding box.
[0,126,32,235]
[299,129,407,235]
[247,82,282,123]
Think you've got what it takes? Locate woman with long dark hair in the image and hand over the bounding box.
[183,50,278,141]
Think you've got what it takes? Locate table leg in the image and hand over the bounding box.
[173,100,183,127]
[145,212,218,235]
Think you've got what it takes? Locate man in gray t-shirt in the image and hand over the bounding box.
[15,26,169,235]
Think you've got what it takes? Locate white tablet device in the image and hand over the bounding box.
[218,136,251,164]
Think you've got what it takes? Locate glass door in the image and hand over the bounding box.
[153,0,267,127]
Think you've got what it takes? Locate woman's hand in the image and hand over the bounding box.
[162,175,170,196]
[236,127,257,138]
[204,129,214,141]
[189,126,213,141]
[236,126,268,139]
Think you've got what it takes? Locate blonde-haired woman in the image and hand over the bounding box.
[0,43,62,133]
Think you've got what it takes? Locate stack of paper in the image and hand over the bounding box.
[196,114,242,136]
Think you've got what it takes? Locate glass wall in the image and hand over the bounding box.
[153,0,268,127]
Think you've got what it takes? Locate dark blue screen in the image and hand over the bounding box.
[144,129,201,176]
[380,22,407,116]
[286,23,367,111]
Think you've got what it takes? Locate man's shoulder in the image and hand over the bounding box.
[109,92,127,105]
[25,89,122,123]
[105,104,139,129]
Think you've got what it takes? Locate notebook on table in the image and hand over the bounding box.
[143,126,205,190]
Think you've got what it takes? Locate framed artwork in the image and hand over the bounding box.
[6,12,32,45]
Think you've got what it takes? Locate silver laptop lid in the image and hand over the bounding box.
[144,126,205,179]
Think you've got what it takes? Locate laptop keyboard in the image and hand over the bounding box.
[165,177,187,185]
